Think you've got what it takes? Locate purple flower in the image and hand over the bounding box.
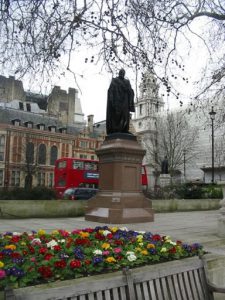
[92,256,103,264]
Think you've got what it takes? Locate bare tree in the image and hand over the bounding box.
[0,1,225,101]
[143,110,199,181]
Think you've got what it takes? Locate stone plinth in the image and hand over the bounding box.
[217,181,225,237]
[85,133,154,224]
[159,174,171,187]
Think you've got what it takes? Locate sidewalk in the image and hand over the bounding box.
[1,210,224,252]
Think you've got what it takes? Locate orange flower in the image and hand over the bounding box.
[147,243,155,249]
[141,250,148,255]
[79,231,90,238]
[102,243,110,250]
[105,257,116,263]
[5,244,16,250]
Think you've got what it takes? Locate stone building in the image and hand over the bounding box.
[132,71,164,188]
[0,75,105,189]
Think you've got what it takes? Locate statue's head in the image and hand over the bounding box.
[119,68,125,78]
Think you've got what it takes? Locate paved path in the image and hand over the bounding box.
[1,211,224,249]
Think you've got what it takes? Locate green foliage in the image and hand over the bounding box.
[145,183,223,200]
[0,187,57,200]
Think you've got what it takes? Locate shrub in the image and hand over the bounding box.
[0,187,57,200]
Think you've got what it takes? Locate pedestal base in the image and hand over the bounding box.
[159,174,171,187]
[85,191,154,224]
[85,133,154,224]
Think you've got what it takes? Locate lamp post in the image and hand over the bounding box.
[209,106,216,184]
[183,149,186,182]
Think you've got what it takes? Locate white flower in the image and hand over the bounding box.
[58,239,66,243]
[119,227,128,231]
[137,231,146,234]
[160,247,167,253]
[93,249,102,255]
[102,230,111,236]
[127,254,137,262]
[31,238,41,245]
[12,232,22,236]
[46,240,58,249]
[126,251,135,256]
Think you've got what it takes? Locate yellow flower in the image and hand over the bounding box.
[141,250,148,255]
[147,243,155,249]
[102,243,110,250]
[135,247,142,252]
[0,261,4,268]
[51,230,59,235]
[79,231,89,238]
[105,257,116,263]
[38,229,46,236]
[160,247,167,253]
[20,242,26,246]
[110,227,118,233]
[5,244,16,250]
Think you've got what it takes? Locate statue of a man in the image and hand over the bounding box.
[161,156,169,174]
[106,69,135,135]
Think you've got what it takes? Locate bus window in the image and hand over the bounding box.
[58,178,66,186]
[57,161,67,169]
[84,162,92,170]
[73,160,84,170]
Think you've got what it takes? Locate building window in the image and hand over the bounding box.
[79,140,88,148]
[50,146,58,165]
[26,142,34,164]
[48,126,56,132]
[0,135,5,161]
[38,144,46,165]
[11,170,20,186]
[91,155,95,160]
[80,154,87,159]
[61,144,69,157]
[26,103,31,112]
[139,104,143,115]
[48,173,54,187]
[0,170,3,186]
[138,122,142,128]
[12,136,22,163]
[37,124,45,130]
[19,102,24,110]
[12,119,21,126]
[37,172,45,186]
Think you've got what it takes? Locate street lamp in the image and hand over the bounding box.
[183,149,186,182]
[209,106,216,184]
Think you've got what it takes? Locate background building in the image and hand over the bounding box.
[0,75,105,189]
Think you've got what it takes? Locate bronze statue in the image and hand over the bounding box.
[161,156,169,174]
[106,69,135,135]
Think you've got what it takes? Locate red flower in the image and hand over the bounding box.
[84,228,94,233]
[0,253,4,259]
[54,260,67,269]
[114,240,124,245]
[28,246,35,254]
[53,245,61,251]
[38,266,53,278]
[11,252,21,258]
[169,247,177,254]
[152,235,161,241]
[44,253,54,261]
[39,247,48,254]
[75,238,91,246]
[85,259,91,265]
[95,233,105,240]
[107,233,113,239]
[70,260,81,269]
[23,250,28,255]
[11,236,20,243]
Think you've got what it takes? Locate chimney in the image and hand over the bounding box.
[87,114,94,133]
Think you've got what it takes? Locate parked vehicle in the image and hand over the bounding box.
[62,187,98,200]
[54,157,148,198]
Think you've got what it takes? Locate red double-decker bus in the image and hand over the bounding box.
[54,158,148,198]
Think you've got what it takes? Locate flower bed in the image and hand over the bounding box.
[0,226,203,291]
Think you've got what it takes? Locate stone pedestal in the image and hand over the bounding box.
[217,181,225,237]
[159,174,171,187]
[85,133,154,224]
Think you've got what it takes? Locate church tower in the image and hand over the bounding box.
[132,71,164,188]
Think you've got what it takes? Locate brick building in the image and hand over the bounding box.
[0,75,105,189]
